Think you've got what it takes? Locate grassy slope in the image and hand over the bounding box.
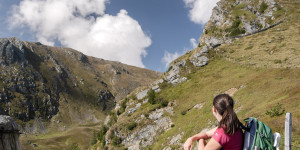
[21,123,102,150]
[218,0,300,68]
[106,0,300,149]
[151,58,300,149]
[149,0,300,149]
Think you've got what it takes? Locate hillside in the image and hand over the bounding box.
[93,0,300,149]
[0,37,161,149]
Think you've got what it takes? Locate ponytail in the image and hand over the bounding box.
[213,94,240,135]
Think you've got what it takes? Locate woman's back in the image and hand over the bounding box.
[212,127,243,150]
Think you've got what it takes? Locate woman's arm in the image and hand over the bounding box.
[183,127,217,150]
[198,138,222,150]
[205,127,217,138]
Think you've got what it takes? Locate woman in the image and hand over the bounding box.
[183,94,243,150]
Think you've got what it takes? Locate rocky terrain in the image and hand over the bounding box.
[164,0,286,86]
[0,37,161,148]
[90,0,300,149]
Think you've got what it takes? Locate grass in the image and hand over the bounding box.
[232,3,256,20]
[20,122,102,150]
[218,0,300,69]
[149,57,300,149]
[259,2,268,13]
[107,1,300,148]
[102,55,300,150]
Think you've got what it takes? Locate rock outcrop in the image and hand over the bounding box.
[0,115,22,150]
[189,46,209,67]
[165,60,188,85]
[199,0,285,47]
[120,107,174,150]
[97,90,114,111]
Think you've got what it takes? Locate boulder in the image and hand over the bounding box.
[165,60,186,84]
[0,115,22,150]
[97,90,114,110]
[136,89,149,100]
[126,103,141,115]
[153,79,164,85]
[190,55,209,67]
[151,85,161,93]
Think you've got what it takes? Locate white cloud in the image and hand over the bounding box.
[9,0,151,68]
[190,38,198,48]
[162,37,198,68]
[183,0,220,24]
[162,51,183,68]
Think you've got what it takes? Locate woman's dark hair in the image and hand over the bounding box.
[213,94,240,135]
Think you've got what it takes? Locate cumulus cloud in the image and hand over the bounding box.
[9,0,151,68]
[161,51,183,68]
[161,38,198,68]
[189,38,198,48]
[183,0,220,24]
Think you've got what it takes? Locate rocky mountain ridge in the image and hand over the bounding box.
[0,37,161,131]
[164,0,286,86]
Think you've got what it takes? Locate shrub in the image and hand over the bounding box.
[181,111,187,115]
[69,143,80,150]
[119,98,129,114]
[130,95,137,100]
[259,2,268,13]
[230,28,245,37]
[127,122,137,130]
[274,59,282,64]
[159,99,169,107]
[244,46,253,50]
[108,112,117,126]
[232,19,241,28]
[112,135,122,146]
[227,19,246,37]
[148,89,156,104]
[90,130,97,146]
[266,103,285,117]
[116,110,121,116]
[159,81,171,89]
[97,125,108,147]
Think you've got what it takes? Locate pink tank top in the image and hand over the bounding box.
[212,127,243,150]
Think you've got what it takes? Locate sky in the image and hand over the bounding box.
[0,0,219,72]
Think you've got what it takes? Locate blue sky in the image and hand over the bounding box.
[0,0,218,72]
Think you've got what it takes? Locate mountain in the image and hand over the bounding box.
[94,0,300,149]
[0,37,161,149]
